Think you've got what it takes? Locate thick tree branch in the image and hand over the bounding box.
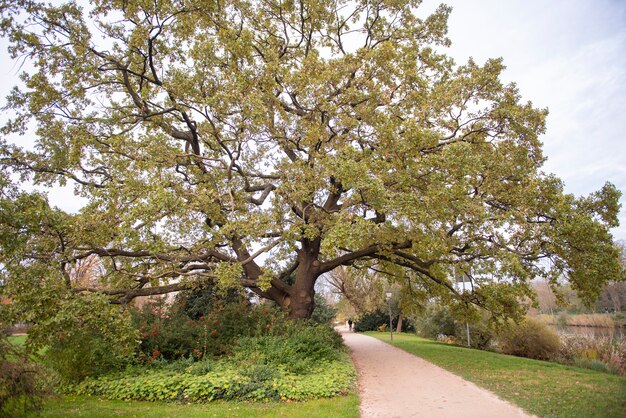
[319,241,411,274]
[74,281,200,304]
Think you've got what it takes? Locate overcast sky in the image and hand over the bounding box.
[1,0,625,240]
[420,0,626,240]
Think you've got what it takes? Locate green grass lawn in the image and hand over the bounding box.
[7,334,47,358]
[39,394,359,417]
[367,332,626,418]
[7,334,27,346]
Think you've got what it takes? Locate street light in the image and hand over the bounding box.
[385,292,393,342]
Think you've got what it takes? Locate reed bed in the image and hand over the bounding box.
[535,313,615,328]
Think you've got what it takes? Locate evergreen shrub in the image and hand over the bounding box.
[354,310,413,332]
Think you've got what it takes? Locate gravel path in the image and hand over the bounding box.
[342,330,534,418]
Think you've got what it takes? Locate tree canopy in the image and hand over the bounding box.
[0,0,623,321]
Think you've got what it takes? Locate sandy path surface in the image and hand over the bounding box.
[342,330,534,418]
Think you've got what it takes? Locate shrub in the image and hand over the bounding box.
[0,333,51,417]
[176,285,242,320]
[415,305,456,339]
[133,299,289,361]
[35,294,138,382]
[353,310,389,332]
[354,310,413,332]
[231,323,343,374]
[186,358,214,375]
[70,313,353,403]
[573,358,617,374]
[454,321,494,350]
[496,318,561,360]
[133,299,205,361]
[556,312,569,327]
[238,364,282,400]
[309,294,337,325]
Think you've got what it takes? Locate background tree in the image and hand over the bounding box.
[532,280,559,314]
[530,241,626,314]
[327,267,385,315]
[0,0,623,322]
[597,240,626,312]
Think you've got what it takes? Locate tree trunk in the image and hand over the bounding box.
[259,279,317,319]
[235,234,320,319]
[287,242,321,319]
[396,313,403,333]
[288,274,318,318]
[289,287,316,319]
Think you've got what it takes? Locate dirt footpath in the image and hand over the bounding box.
[341,331,534,418]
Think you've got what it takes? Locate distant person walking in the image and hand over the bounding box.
[348,319,353,331]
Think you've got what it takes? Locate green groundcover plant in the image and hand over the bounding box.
[70,356,355,402]
[63,317,355,403]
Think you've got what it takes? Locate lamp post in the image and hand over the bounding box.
[385,292,393,343]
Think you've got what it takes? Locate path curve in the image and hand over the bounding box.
[342,330,534,418]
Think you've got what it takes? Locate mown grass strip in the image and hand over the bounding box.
[38,393,359,417]
[366,332,625,418]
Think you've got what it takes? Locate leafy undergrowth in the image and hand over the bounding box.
[69,353,356,403]
[38,393,360,417]
[2,333,52,417]
[367,332,626,418]
[10,314,357,406]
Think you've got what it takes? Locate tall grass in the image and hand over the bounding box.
[558,335,626,375]
[568,314,615,327]
[535,313,615,328]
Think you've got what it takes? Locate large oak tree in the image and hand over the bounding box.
[0,0,623,320]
